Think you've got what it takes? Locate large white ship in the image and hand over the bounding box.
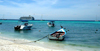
[19,15,35,22]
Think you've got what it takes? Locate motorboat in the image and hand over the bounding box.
[47,21,55,27]
[14,23,33,30]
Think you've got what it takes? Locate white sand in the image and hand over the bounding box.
[0,36,100,51]
[0,39,63,51]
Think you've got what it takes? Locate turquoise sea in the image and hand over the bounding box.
[0,20,100,49]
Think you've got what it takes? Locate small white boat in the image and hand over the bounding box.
[48,28,66,41]
[47,21,55,27]
[14,23,33,30]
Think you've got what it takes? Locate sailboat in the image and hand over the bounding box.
[40,14,45,21]
[95,15,99,22]
[0,14,4,25]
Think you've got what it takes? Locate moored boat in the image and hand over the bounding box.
[48,28,66,41]
[14,23,33,30]
[47,21,55,27]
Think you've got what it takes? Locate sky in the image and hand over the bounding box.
[0,0,100,20]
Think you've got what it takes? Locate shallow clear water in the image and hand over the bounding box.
[0,20,100,48]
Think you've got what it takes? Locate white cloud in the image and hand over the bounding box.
[0,0,100,20]
[32,0,58,5]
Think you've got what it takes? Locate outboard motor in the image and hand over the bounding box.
[14,25,21,30]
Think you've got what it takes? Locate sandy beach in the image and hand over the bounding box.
[0,38,63,51]
[0,37,100,51]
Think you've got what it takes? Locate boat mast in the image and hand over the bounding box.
[95,15,98,21]
[2,14,4,20]
[41,14,43,21]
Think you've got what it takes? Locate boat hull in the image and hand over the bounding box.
[48,35,64,41]
[14,24,33,30]
[47,22,54,27]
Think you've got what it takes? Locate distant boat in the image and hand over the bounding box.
[14,23,33,30]
[47,21,55,27]
[1,14,7,20]
[95,20,99,22]
[95,15,99,22]
[0,22,2,24]
[19,15,35,21]
[48,28,66,41]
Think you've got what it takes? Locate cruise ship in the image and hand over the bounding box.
[19,15,35,22]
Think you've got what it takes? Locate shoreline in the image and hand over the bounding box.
[0,36,100,51]
[0,36,67,51]
[0,37,62,51]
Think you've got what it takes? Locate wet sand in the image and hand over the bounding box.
[0,38,64,51]
[0,36,100,51]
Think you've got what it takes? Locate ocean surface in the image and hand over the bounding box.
[0,20,100,49]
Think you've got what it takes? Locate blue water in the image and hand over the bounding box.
[0,20,100,48]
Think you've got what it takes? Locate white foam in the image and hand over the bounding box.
[0,36,100,51]
[0,38,64,51]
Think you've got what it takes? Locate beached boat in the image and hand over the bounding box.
[47,21,55,27]
[14,23,33,30]
[48,28,66,41]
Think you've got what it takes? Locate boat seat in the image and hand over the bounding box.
[56,32,64,33]
[51,32,65,37]
[60,32,65,36]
